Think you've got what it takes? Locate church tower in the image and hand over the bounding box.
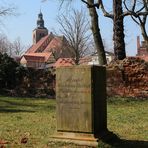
[33,11,48,44]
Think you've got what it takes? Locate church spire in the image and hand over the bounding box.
[33,11,48,44]
[37,10,45,29]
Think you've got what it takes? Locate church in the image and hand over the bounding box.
[20,11,74,69]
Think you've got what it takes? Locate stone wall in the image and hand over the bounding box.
[107,57,148,98]
[4,57,147,99]
[14,68,55,98]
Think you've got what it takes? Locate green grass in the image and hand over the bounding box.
[0,96,147,148]
[0,96,56,148]
[107,98,148,141]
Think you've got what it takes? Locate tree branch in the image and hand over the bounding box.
[99,0,113,19]
[123,0,148,17]
[131,16,140,25]
[81,0,100,8]
[0,7,16,16]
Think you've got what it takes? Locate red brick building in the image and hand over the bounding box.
[20,11,74,69]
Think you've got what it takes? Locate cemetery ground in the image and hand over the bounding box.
[0,96,147,148]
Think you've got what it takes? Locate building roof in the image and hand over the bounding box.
[23,55,44,62]
[25,33,72,59]
[54,58,75,67]
[43,36,67,53]
[54,57,93,67]
[26,34,53,54]
[23,52,53,62]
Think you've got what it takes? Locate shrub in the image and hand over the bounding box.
[0,53,26,91]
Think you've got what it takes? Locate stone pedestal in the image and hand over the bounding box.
[51,66,107,147]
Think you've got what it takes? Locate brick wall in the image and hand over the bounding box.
[15,68,55,98]
[107,57,148,98]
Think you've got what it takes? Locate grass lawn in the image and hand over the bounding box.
[0,96,147,148]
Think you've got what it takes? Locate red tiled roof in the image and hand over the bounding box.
[26,34,53,54]
[54,58,75,67]
[23,55,45,62]
[22,33,74,69]
[24,52,52,62]
[43,36,63,53]
[54,57,93,67]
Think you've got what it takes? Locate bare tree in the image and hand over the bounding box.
[57,9,94,64]
[12,37,25,56]
[0,34,25,57]
[85,0,107,65]
[57,0,127,61]
[123,0,148,50]
[0,34,11,55]
[96,0,126,60]
[43,0,107,65]
[80,0,127,60]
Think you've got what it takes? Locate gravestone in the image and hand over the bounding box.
[52,65,108,146]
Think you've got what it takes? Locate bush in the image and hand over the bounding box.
[0,53,55,98]
[0,53,26,91]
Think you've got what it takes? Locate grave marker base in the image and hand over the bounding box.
[50,130,112,147]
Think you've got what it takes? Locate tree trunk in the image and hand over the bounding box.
[75,48,80,65]
[87,0,107,65]
[113,0,126,60]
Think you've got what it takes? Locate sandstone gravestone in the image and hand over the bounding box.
[52,65,107,146]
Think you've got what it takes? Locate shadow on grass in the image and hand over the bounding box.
[0,98,56,113]
[101,131,148,148]
[0,99,39,107]
[0,106,35,113]
[0,108,35,113]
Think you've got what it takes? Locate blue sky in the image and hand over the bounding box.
[1,0,147,56]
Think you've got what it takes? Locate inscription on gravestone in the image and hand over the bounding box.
[56,65,107,137]
[56,67,92,132]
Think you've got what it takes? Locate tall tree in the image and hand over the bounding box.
[99,0,126,60]
[43,0,107,65]
[59,0,127,60]
[82,0,107,65]
[57,9,94,65]
[59,0,127,61]
[113,0,126,60]
[123,0,148,50]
